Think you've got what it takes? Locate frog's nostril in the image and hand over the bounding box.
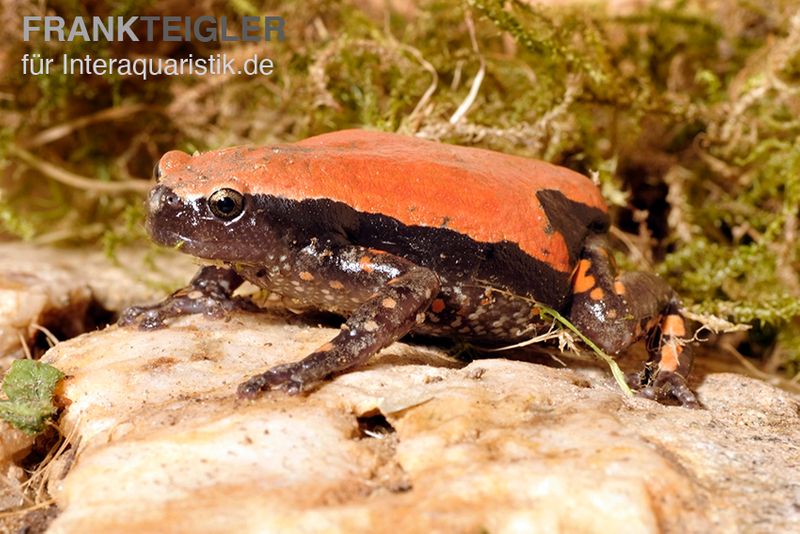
[164,192,180,207]
[149,187,181,212]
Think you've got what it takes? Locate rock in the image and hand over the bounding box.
[0,423,31,512]
[32,311,800,533]
[0,243,196,366]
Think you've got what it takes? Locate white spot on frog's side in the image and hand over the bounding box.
[450,318,463,328]
[415,312,426,324]
[188,290,203,300]
[364,320,379,332]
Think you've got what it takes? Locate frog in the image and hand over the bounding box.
[120,129,699,408]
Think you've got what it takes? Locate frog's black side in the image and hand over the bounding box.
[122,184,698,407]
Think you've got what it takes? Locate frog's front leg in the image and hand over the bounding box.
[120,265,250,329]
[238,248,440,397]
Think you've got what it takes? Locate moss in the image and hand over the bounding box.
[2,0,800,374]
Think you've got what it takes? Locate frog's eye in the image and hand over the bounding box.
[153,163,162,181]
[208,188,245,220]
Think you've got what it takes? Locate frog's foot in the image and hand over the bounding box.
[237,363,306,398]
[119,293,256,330]
[119,266,249,330]
[627,366,700,409]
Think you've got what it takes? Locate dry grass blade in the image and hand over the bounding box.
[449,10,485,125]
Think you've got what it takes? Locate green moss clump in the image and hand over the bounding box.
[0,359,64,435]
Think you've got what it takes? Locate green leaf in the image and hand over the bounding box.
[0,360,64,435]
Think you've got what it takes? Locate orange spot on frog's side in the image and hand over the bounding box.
[431,299,446,313]
[573,259,596,293]
[613,280,626,295]
[359,256,374,273]
[590,287,604,300]
[299,271,314,281]
[662,315,686,337]
[317,342,334,352]
[329,280,345,290]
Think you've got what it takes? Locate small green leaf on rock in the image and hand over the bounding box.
[0,360,64,435]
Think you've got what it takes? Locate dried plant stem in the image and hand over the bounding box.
[27,105,151,148]
[7,145,151,194]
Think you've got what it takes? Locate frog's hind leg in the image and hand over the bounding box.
[237,247,440,397]
[567,235,699,407]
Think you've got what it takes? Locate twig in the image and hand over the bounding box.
[0,499,56,518]
[29,325,59,349]
[398,42,438,124]
[26,105,150,147]
[7,144,151,194]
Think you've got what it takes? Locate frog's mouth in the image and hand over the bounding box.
[145,184,271,263]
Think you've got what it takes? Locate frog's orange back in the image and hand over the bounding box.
[159,129,608,274]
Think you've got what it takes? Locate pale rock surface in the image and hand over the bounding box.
[33,312,800,534]
[0,243,196,527]
[0,243,196,364]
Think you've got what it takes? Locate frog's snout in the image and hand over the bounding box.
[148,185,182,214]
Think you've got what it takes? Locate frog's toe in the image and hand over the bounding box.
[625,369,648,389]
[637,371,701,409]
[237,364,305,399]
[118,306,143,327]
[118,305,167,330]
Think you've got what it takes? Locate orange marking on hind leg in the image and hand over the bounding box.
[658,342,683,373]
[573,259,596,293]
[662,314,686,337]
